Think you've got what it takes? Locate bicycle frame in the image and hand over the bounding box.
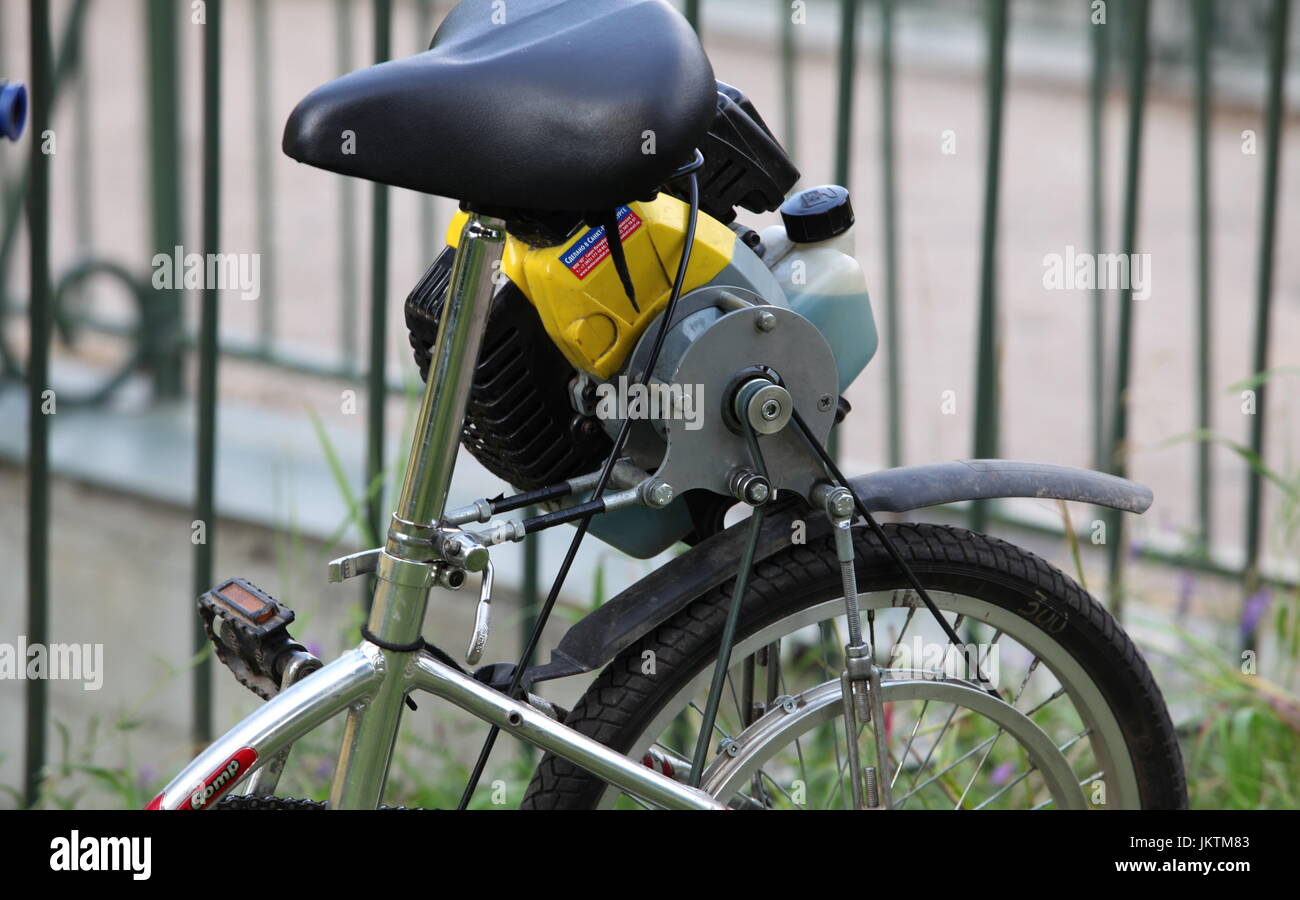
[149,214,723,811]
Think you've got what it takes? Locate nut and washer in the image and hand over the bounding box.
[811,483,856,520]
[735,378,793,436]
[643,480,675,508]
[729,469,771,507]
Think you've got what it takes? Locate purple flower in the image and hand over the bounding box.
[307,640,323,658]
[990,761,1014,786]
[137,765,155,788]
[1175,571,1195,622]
[1240,589,1271,643]
[1127,534,1142,561]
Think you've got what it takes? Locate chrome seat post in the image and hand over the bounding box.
[330,213,506,809]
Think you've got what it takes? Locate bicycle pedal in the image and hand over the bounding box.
[198,578,308,701]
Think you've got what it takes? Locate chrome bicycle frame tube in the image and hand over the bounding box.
[409,654,723,809]
[394,215,505,532]
[330,214,505,809]
[149,647,382,809]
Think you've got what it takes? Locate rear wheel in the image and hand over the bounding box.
[522,522,1186,810]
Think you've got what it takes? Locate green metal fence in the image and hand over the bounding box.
[4,0,1293,806]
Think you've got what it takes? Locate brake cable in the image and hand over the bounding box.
[456,151,707,809]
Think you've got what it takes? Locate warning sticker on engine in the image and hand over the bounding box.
[560,206,644,280]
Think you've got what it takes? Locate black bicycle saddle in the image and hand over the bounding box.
[282,0,716,213]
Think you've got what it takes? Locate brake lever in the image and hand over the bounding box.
[465,561,494,665]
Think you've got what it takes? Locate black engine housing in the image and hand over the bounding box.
[405,247,612,492]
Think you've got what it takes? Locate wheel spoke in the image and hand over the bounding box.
[973,764,1037,809]
[896,727,1000,804]
[689,701,732,742]
[727,670,745,727]
[894,602,918,649]
[893,699,930,788]
[898,703,959,806]
[810,625,844,782]
[759,769,804,809]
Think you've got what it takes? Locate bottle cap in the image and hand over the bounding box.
[780,185,854,243]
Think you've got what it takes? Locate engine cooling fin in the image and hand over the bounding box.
[404,247,612,492]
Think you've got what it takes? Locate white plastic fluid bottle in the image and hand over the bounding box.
[760,185,878,392]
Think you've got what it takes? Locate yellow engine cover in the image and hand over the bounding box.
[446,195,735,378]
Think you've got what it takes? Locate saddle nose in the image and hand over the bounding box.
[282,0,716,216]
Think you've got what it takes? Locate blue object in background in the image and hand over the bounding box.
[1,80,28,141]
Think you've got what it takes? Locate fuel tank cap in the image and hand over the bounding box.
[780,184,854,243]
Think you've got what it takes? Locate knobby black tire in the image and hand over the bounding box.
[521,522,1187,810]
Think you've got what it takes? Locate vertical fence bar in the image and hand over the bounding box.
[833,0,858,190]
[23,0,53,809]
[193,0,224,748]
[779,0,797,161]
[1104,0,1150,618]
[146,0,183,399]
[879,0,901,468]
[1088,2,1108,473]
[252,0,275,351]
[365,0,392,555]
[1242,0,1290,648]
[72,14,92,265]
[335,0,358,374]
[416,0,439,258]
[830,0,859,463]
[1193,0,1212,551]
[969,0,1009,534]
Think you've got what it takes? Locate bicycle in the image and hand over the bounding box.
[148,0,1186,811]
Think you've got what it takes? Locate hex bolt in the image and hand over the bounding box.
[644,480,675,508]
[826,487,855,520]
[755,310,777,333]
[443,532,489,573]
[761,398,782,421]
[812,483,855,520]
